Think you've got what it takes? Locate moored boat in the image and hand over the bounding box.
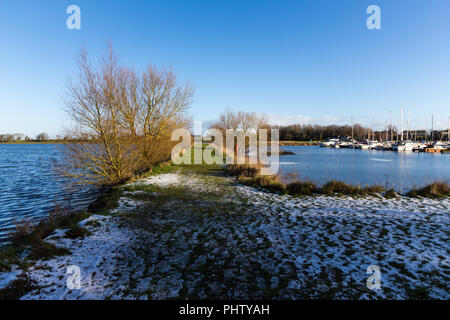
[393,141,417,151]
[319,138,340,147]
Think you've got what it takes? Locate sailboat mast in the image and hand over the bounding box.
[385,119,388,141]
[351,116,354,140]
[390,111,393,141]
[401,106,404,141]
[373,120,375,141]
[407,108,411,141]
[431,114,434,142]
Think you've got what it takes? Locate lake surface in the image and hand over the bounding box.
[278,146,449,190]
[0,144,99,242]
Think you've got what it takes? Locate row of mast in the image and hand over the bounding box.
[350,108,449,142]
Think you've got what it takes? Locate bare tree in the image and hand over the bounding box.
[210,109,269,162]
[214,109,268,134]
[59,45,192,185]
[36,132,49,141]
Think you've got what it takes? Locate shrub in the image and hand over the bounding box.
[229,164,260,178]
[238,174,287,194]
[365,185,385,194]
[406,181,450,198]
[11,205,91,246]
[287,181,318,196]
[27,241,71,260]
[65,225,90,239]
[59,45,192,186]
[321,180,357,196]
[384,189,397,199]
[0,274,36,300]
[265,181,287,194]
[321,180,384,196]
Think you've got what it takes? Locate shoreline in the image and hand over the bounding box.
[0,140,75,145]
[0,163,449,299]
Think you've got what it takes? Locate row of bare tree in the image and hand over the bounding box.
[0,133,49,141]
[60,46,192,185]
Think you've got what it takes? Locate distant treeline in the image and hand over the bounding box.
[272,124,448,141]
[0,132,80,143]
[0,132,51,142]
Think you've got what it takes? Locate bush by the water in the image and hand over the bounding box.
[406,181,450,198]
[286,181,317,196]
[228,164,447,199]
[0,204,88,271]
[238,174,287,194]
[384,189,398,199]
[59,45,192,186]
[322,180,384,196]
[228,164,260,178]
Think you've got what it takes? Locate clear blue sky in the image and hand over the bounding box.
[0,0,449,138]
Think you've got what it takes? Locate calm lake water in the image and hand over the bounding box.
[0,144,99,242]
[279,146,450,190]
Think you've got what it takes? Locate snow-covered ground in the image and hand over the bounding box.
[1,169,449,299]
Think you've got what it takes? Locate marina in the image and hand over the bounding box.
[320,138,450,153]
[279,145,450,190]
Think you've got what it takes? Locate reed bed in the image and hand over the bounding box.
[228,164,449,198]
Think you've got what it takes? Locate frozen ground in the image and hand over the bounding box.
[1,166,449,299]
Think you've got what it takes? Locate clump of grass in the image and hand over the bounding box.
[11,206,90,245]
[0,204,88,271]
[321,180,384,197]
[229,165,387,197]
[27,241,71,260]
[406,181,450,198]
[87,188,121,213]
[384,188,398,199]
[239,174,287,194]
[321,180,353,196]
[229,164,260,178]
[264,181,287,194]
[130,161,175,182]
[230,165,449,200]
[0,274,36,300]
[286,181,317,196]
[65,225,91,239]
[84,220,101,228]
[0,246,25,272]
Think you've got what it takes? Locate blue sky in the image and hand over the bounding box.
[0,0,449,137]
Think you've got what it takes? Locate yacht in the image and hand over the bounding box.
[413,143,428,152]
[393,141,417,151]
[368,140,379,150]
[338,141,351,148]
[425,142,447,153]
[356,142,370,150]
[319,138,340,147]
[382,142,394,150]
